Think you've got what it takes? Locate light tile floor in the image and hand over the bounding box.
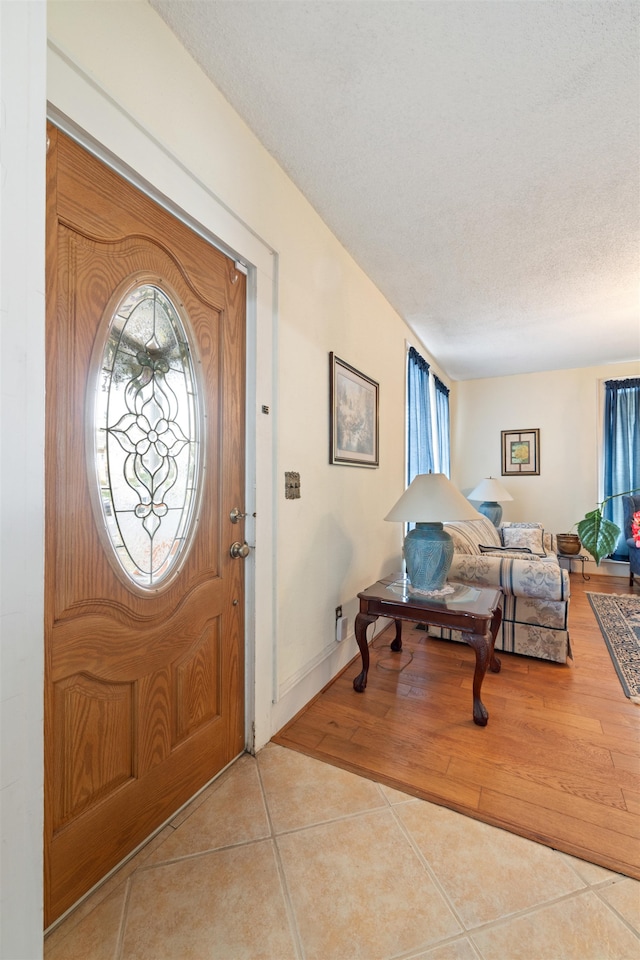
[45,743,640,960]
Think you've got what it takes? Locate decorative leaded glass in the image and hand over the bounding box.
[93,284,201,588]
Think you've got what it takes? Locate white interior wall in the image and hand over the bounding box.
[46,0,447,739]
[0,3,46,959]
[452,360,640,575]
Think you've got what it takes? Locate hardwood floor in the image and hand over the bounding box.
[273,573,640,879]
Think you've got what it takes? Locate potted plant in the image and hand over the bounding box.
[574,488,639,565]
[556,532,581,556]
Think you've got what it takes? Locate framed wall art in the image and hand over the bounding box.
[329,353,379,467]
[501,428,540,476]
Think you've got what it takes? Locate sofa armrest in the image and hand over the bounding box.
[449,554,570,601]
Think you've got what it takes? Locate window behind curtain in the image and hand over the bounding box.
[434,375,451,478]
[603,377,640,559]
[407,346,434,484]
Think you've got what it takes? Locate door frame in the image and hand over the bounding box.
[46,87,278,756]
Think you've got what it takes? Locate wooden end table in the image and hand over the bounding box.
[353,575,502,726]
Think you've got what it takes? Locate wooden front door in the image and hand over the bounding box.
[44,126,246,926]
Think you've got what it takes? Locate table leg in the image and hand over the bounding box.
[489,606,502,674]
[390,619,402,652]
[353,612,378,692]
[465,630,491,726]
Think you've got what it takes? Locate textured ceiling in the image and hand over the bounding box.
[149,0,639,380]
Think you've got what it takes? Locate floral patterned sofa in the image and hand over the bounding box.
[427,516,571,663]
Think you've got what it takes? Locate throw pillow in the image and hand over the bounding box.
[478,548,542,560]
[500,521,543,529]
[500,521,543,534]
[479,544,532,554]
[501,526,546,556]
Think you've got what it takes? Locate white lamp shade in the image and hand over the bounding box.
[468,477,513,503]
[385,473,482,523]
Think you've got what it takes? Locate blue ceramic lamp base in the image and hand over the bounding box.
[477,500,502,527]
[403,522,454,591]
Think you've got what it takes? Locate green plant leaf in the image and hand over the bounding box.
[577,511,620,565]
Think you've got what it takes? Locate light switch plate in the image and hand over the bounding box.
[285,471,301,499]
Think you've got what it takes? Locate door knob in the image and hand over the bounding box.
[229,541,250,560]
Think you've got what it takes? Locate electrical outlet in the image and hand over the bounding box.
[335,616,348,642]
[335,605,342,620]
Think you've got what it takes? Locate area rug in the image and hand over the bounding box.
[587,592,640,702]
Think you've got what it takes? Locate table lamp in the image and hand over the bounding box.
[385,473,482,592]
[467,476,513,527]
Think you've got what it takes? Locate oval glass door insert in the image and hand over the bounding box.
[93,283,202,589]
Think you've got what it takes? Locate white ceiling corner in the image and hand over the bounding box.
[148,0,640,380]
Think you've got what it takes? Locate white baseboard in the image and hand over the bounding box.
[591,558,630,578]
[269,617,392,744]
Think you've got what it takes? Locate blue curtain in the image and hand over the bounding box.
[434,375,451,478]
[407,346,434,484]
[603,377,640,559]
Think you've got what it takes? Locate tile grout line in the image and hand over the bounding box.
[592,884,640,941]
[387,802,468,934]
[255,755,307,960]
[393,933,485,960]
[370,794,487,960]
[462,884,637,947]
[557,850,627,890]
[127,834,275,872]
[113,877,133,960]
[268,801,392,836]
